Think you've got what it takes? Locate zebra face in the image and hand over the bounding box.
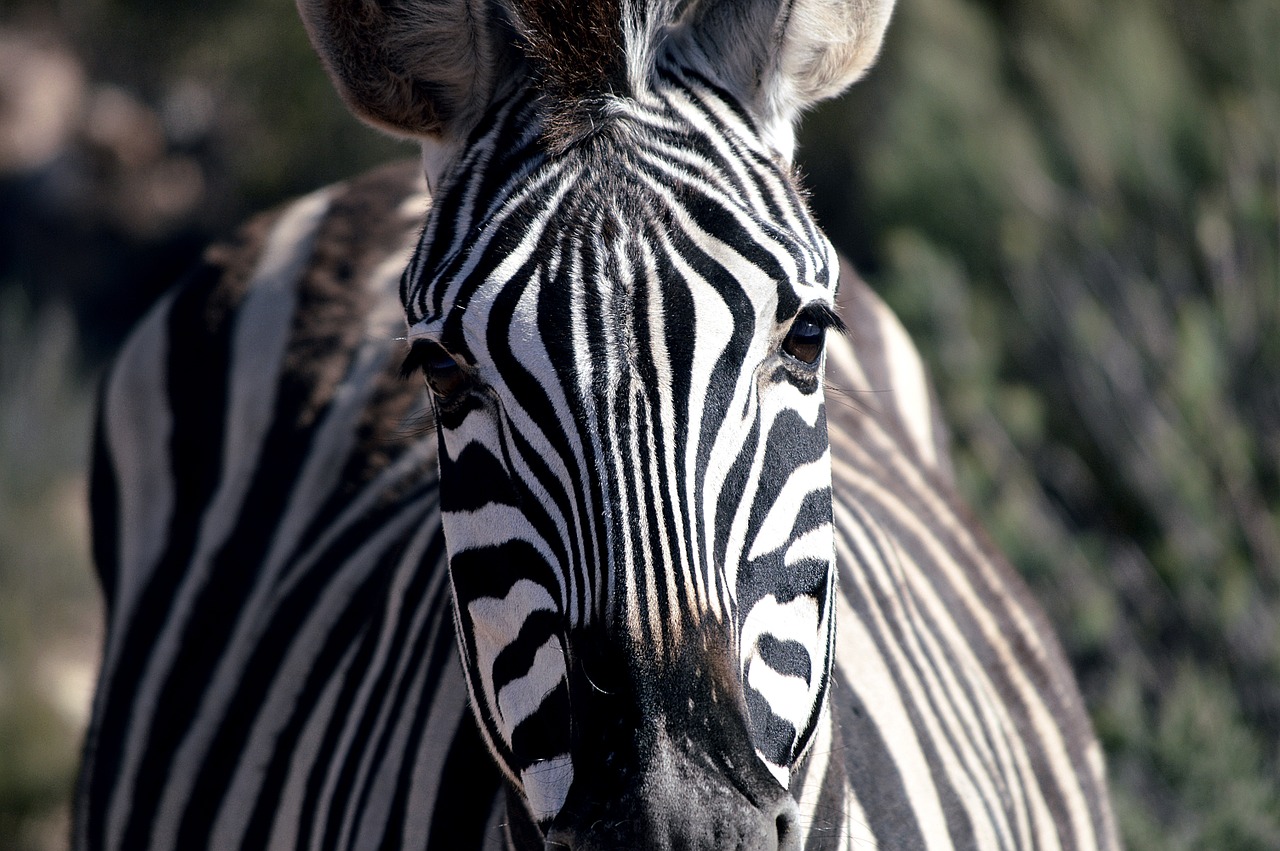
[400,80,841,832]
[292,0,900,839]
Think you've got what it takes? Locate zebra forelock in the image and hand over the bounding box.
[503,0,691,151]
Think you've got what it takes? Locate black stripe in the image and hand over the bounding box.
[424,714,504,850]
[799,723,848,850]
[837,500,992,849]
[510,679,573,767]
[537,244,605,625]
[745,683,796,766]
[325,527,450,844]
[88,259,232,851]
[88,374,120,610]
[712,414,760,571]
[841,473,1073,845]
[122,268,346,849]
[375,559,470,848]
[173,490,439,846]
[757,635,812,682]
[828,668,928,849]
[492,609,563,695]
[294,599,384,851]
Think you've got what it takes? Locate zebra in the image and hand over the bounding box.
[76,0,1121,848]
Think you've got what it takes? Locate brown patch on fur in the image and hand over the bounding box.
[200,162,426,477]
[200,211,285,332]
[142,161,433,571]
[186,162,432,502]
[331,163,435,491]
[283,161,433,492]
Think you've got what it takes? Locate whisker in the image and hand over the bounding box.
[394,407,439,441]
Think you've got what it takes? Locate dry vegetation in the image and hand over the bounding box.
[1,0,1276,847]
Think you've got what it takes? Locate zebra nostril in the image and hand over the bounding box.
[543,828,576,850]
[771,797,802,851]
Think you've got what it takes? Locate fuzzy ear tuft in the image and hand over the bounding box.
[296,0,517,142]
[683,0,895,155]
[778,0,895,103]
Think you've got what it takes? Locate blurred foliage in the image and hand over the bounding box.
[0,0,409,360]
[802,0,1280,847]
[45,0,406,212]
[2,0,1279,848]
[0,294,97,851]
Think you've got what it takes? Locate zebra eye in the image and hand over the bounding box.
[401,340,468,398]
[782,317,825,365]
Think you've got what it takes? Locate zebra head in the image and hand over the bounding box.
[298,0,893,846]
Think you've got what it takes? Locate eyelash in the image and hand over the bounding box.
[798,303,846,335]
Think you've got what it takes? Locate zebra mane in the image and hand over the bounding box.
[497,0,899,158]
[298,0,895,174]
[504,0,681,149]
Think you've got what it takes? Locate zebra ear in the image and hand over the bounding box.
[684,0,895,157]
[295,0,516,145]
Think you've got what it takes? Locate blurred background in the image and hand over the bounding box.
[0,0,1276,848]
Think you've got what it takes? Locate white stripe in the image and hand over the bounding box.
[496,637,566,729]
[336,524,450,850]
[832,551,957,851]
[746,455,832,561]
[835,496,1015,849]
[521,755,574,823]
[100,290,176,667]
[493,271,591,622]
[871,297,939,470]
[748,661,812,729]
[785,523,834,566]
[109,186,333,851]
[466,578,562,750]
[400,657,471,846]
[264,640,360,850]
[445,504,562,590]
[164,493,435,849]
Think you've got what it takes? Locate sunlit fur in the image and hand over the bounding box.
[402,63,843,826]
[77,0,1122,847]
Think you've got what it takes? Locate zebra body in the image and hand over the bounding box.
[78,0,1120,848]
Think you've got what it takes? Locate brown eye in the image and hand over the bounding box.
[782,316,825,365]
[401,340,469,398]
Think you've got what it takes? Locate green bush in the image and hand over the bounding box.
[802,0,1280,846]
[0,294,97,851]
[3,0,1278,846]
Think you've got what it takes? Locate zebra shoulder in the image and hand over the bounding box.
[825,270,1120,848]
[831,257,955,486]
[89,159,430,618]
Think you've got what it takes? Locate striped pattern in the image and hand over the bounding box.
[818,272,1116,849]
[399,72,845,822]
[78,159,1119,849]
[80,164,508,850]
[77,4,1118,844]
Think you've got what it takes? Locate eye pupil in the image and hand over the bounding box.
[426,355,466,397]
[403,340,468,398]
[782,318,824,365]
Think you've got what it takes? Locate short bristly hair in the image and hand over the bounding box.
[296,0,895,175]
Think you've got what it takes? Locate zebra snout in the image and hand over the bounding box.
[543,722,801,851]
[543,793,799,851]
[758,794,803,851]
